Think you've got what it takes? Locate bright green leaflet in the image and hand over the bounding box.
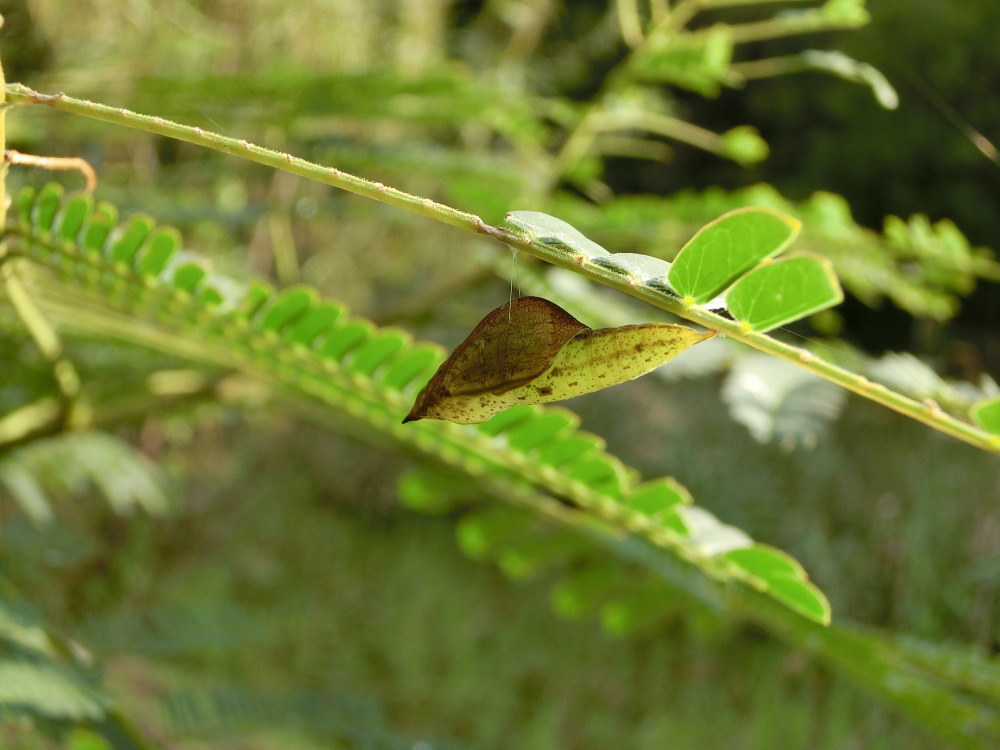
[970,396,1000,435]
[667,207,801,304]
[725,254,843,333]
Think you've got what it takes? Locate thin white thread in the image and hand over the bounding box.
[508,248,520,322]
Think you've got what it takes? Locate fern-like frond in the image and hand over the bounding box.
[162,683,467,749]
[0,431,170,523]
[721,354,847,450]
[0,598,157,749]
[7,185,1000,748]
[2,183,828,626]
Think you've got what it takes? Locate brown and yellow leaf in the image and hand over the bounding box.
[404,297,714,424]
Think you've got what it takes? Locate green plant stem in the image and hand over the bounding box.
[599,109,724,152]
[0,258,85,429]
[728,14,865,44]
[731,54,813,80]
[5,83,998,457]
[0,56,6,225]
[616,0,644,47]
[658,0,831,39]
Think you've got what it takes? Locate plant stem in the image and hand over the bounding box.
[0,52,5,225]
[5,84,999,457]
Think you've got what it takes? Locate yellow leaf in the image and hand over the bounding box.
[404,297,714,424]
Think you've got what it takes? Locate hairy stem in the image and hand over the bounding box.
[4,84,997,456]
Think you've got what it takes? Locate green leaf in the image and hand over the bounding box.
[32,183,63,231]
[348,330,409,375]
[626,477,692,516]
[725,254,843,332]
[505,210,610,259]
[56,194,93,241]
[565,454,628,501]
[970,396,1000,435]
[197,284,225,307]
[380,345,442,391]
[285,302,345,346]
[136,227,181,276]
[171,262,207,294]
[83,203,118,253]
[235,280,274,317]
[476,404,539,436]
[667,207,800,304]
[259,287,316,332]
[16,185,36,226]
[722,545,805,580]
[658,509,689,536]
[505,411,577,451]
[109,215,154,265]
[723,545,831,625]
[761,576,831,626]
[632,26,734,96]
[534,433,604,469]
[318,319,374,359]
[0,660,107,721]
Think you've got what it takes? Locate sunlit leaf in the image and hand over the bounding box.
[760,576,831,625]
[667,207,800,304]
[725,254,843,332]
[627,477,692,516]
[259,287,317,332]
[970,396,1000,435]
[722,545,805,580]
[722,545,830,625]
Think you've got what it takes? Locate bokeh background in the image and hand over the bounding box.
[2,1,999,748]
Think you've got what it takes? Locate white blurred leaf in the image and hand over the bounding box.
[722,354,846,449]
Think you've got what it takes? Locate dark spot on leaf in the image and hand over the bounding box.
[568,381,579,387]
[634,343,645,353]
[550,368,563,377]
[536,385,553,396]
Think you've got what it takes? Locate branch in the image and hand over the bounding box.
[5,83,998,457]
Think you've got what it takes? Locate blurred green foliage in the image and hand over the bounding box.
[2,1,1000,748]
